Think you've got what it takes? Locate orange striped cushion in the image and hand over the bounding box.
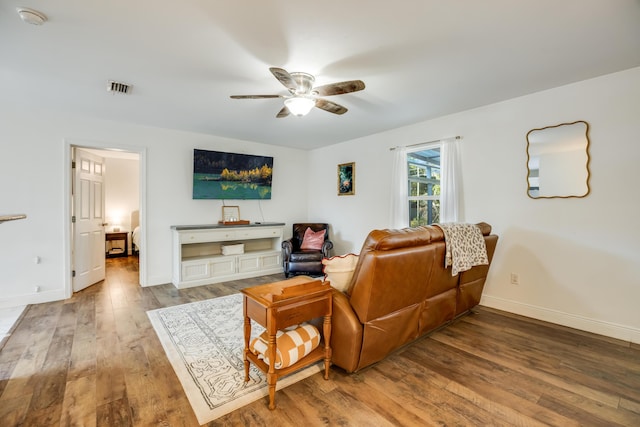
[249,323,320,369]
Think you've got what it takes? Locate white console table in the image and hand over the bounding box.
[171,222,285,288]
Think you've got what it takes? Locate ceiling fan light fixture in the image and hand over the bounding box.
[230,67,364,118]
[284,97,315,116]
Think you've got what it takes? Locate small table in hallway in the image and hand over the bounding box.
[105,231,128,257]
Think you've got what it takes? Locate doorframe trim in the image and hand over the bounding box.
[64,139,147,298]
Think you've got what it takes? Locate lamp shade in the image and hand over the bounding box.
[284,97,315,116]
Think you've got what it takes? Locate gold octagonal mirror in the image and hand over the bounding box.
[526,120,591,199]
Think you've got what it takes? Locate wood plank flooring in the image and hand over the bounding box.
[1,256,639,426]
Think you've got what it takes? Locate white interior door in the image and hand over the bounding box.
[73,148,106,292]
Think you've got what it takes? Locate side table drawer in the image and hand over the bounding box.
[246,298,267,325]
[180,229,237,244]
[274,297,331,329]
[236,227,282,239]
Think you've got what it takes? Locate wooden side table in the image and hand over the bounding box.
[241,276,332,410]
[105,231,128,257]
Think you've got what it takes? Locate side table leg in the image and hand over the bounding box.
[267,333,277,410]
[243,314,251,382]
[323,314,332,380]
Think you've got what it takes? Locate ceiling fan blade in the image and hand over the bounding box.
[313,80,365,96]
[315,98,348,115]
[230,94,282,99]
[269,67,298,92]
[276,106,290,118]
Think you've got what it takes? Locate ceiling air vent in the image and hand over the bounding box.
[107,80,132,94]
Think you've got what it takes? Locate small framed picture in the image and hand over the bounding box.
[337,162,355,196]
[222,205,241,222]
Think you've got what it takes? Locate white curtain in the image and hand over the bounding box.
[389,146,409,229]
[440,137,463,222]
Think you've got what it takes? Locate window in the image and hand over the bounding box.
[407,146,440,226]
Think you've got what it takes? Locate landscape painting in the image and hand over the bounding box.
[193,149,273,200]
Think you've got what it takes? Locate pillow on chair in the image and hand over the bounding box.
[300,227,325,250]
[322,253,359,292]
[249,323,320,369]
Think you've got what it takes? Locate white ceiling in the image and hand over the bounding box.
[2,1,640,150]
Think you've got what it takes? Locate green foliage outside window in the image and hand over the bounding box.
[407,147,441,226]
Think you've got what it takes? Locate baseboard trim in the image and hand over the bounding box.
[480,295,640,344]
[0,289,67,309]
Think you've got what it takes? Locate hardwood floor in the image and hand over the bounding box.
[1,256,639,426]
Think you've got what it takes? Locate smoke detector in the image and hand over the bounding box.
[16,7,47,25]
[107,80,132,95]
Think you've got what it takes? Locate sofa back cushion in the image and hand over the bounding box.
[348,227,439,323]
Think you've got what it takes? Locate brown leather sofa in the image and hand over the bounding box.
[330,223,498,373]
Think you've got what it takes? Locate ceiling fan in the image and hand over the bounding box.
[230,67,365,118]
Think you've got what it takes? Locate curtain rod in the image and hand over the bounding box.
[389,135,462,151]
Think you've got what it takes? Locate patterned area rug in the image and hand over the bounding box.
[147,293,322,425]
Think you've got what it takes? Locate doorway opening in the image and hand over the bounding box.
[66,142,146,296]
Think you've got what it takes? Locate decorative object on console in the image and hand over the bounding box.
[322,253,359,292]
[526,120,590,199]
[282,223,333,278]
[193,149,273,200]
[337,162,355,195]
[219,205,250,225]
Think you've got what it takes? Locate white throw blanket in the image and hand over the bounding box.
[434,223,489,276]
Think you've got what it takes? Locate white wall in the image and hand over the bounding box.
[308,67,640,343]
[2,66,638,344]
[0,107,309,307]
[104,156,139,253]
[104,157,139,231]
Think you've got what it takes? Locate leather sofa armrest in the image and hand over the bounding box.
[322,240,334,258]
[281,239,293,260]
[330,289,363,373]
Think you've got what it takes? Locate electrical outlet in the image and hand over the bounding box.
[510,273,519,285]
[34,286,40,293]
